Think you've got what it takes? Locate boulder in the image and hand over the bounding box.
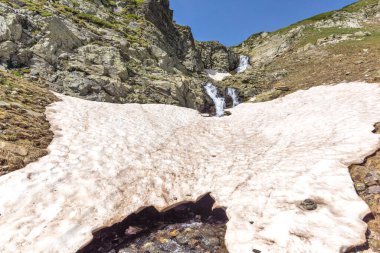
[0,14,22,42]
[74,44,129,81]
[31,17,82,65]
[0,41,17,63]
[63,71,96,96]
[149,45,174,73]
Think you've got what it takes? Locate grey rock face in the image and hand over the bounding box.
[140,0,204,73]
[0,41,17,63]
[196,41,239,71]
[0,14,22,42]
[31,17,82,65]
[72,44,129,81]
[0,1,214,108]
[0,0,241,110]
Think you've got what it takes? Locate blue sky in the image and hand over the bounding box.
[170,0,358,46]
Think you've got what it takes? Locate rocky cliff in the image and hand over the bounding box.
[0,0,237,110]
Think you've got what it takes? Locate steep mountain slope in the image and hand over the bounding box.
[0,0,237,110]
[221,0,380,102]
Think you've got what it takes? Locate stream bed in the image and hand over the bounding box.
[77,194,229,253]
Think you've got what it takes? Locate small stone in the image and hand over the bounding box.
[364,172,380,186]
[189,238,199,247]
[366,186,380,194]
[202,236,220,246]
[354,31,366,37]
[125,226,143,235]
[275,86,290,92]
[58,53,69,60]
[355,182,366,192]
[300,199,317,211]
[141,242,154,249]
[224,111,232,116]
[158,237,169,244]
[169,229,179,238]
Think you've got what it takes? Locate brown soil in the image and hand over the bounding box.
[269,29,380,93]
[0,71,57,176]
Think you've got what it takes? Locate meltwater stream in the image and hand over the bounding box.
[205,83,225,117]
[236,55,250,73]
[204,83,240,117]
[226,87,240,107]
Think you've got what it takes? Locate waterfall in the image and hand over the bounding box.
[226,87,240,107]
[236,55,250,73]
[204,82,225,117]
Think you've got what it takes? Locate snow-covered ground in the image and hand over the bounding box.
[205,69,232,81]
[0,83,379,253]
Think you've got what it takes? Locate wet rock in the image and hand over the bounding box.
[116,221,228,253]
[224,111,232,116]
[300,199,317,211]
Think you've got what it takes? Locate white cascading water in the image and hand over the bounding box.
[236,55,250,73]
[204,82,225,117]
[226,87,240,107]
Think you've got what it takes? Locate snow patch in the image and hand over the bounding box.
[0,83,379,253]
[205,69,232,81]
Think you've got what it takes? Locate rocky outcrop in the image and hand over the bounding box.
[196,41,239,71]
[139,0,204,73]
[0,14,22,42]
[237,26,305,67]
[31,17,82,65]
[0,13,29,67]
[0,0,379,112]
[0,0,211,108]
